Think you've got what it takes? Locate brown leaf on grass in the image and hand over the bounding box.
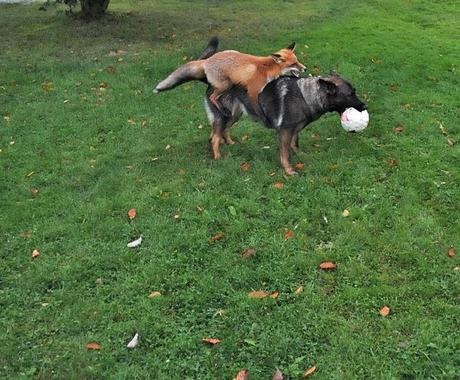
[319,261,336,270]
[242,248,256,259]
[379,305,391,317]
[295,286,304,295]
[211,232,224,242]
[234,369,249,380]
[388,158,398,167]
[447,138,455,146]
[303,365,317,377]
[241,134,250,142]
[248,290,278,299]
[342,209,350,217]
[240,162,251,172]
[148,291,162,298]
[31,249,40,258]
[394,124,404,133]
[272,368,284,380]
[128,208,137,220]
[196,206,204,213]
[86,342,102,350]
[202,337,221,345]
[284,229,295,240]
[31,188,39,197]
[447,247,456,257]
[389,83,398,92]
[274,181,284,189]
[41,81,54,92]
[294,162,305,170]
[248,290,269,299]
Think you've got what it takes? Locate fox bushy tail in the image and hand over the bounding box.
[154,37,219,93]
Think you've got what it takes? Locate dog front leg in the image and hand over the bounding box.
[279,129,297,176]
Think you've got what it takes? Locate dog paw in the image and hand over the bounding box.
[285,168,298,176]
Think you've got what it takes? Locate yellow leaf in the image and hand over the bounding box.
[303,365,317,377]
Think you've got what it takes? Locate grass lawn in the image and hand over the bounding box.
[1,0,459,378]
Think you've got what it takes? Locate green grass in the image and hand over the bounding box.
[1,0,459,378]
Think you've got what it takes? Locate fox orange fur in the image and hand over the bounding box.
[154,39,305,109]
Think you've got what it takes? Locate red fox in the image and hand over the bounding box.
[154,39,305,110]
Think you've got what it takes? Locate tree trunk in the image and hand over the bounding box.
[80,0,110,19]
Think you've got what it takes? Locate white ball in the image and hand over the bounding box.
[340,108,369,132]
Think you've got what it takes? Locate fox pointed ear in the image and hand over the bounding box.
[271,53,284,63]
[319,77,337,95]
[287,42,296,51]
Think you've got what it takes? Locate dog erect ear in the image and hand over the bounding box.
[287,42,296,51]
[271,53,285,63]
[319,77,337,95]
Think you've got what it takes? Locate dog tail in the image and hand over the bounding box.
[154,37,219,93]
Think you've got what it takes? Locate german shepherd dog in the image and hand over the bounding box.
[198,38,368,175]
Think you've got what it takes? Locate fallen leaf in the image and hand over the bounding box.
[447,138,455,146]
[295,286,304,295]
[242,134,250,142]
[148,291,162,298]
[394,124,404,133]
[127,236,142,248]
[248,290,269,299]
[284,229,295,240]
[272,368,283,380]
[389,83,398,92]
[31,249,40,258]
[379,305,391,317]
[274,181,284,189]
[241,162,251,172]
[31,188,39,196]
[196,206,204,213]
[127,333,139,348]
[202,337,221,345]
[342,209,350,217]
[128,208,137,220]
[86,342,102,350]
[447,247,456,257]
[242,248,256,259]
[388,158,398,167]
[294,162,305,170]
[270,292,279,299]
[234,369,249,380]
[269,172,276,177]
[210,232,224,242]
[95,278,103,285]
[165,144,171,150]
[303,365,317,377]
[41,81,54,92]
[319,261,336,270]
